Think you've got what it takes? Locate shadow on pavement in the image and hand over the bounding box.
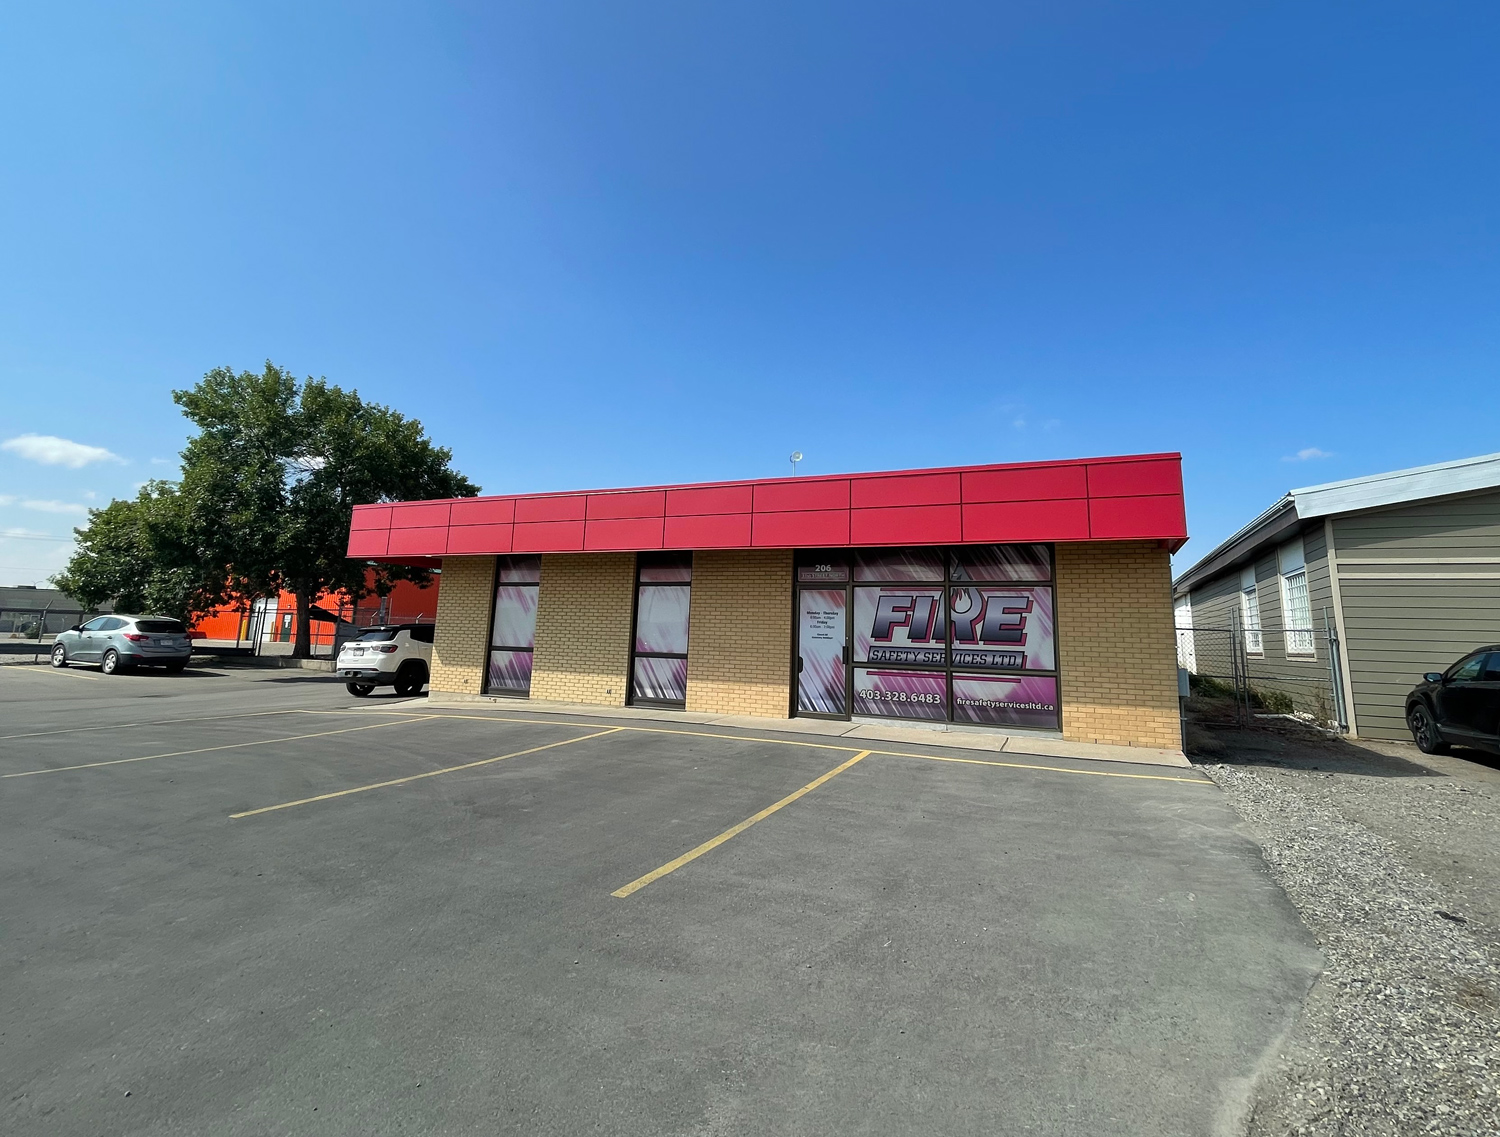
[1185,695,1439,778]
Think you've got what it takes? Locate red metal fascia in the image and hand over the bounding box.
[347,452,1187,562]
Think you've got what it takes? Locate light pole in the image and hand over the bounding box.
[790,451,803,476]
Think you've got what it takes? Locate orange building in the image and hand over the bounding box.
[192,572,439,652]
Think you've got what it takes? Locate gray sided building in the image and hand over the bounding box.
[1173,452,1500,741]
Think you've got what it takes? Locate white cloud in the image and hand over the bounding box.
[1284,447,1333,462]
[0,494,15,506]
[1,433,123,468]
[0,527,71,541]
[149,457,174,466]
[21,499,88,515]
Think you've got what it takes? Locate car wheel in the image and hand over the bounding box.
[50,644,68,668]
[346,682,375,697]
[393,663,427,697]
[101,649,123,675]
[1407,703,1449,754]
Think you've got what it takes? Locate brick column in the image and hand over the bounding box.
[530,552,635,706]
[430,555,496,695]
[1055,541,1181,749]
[685,549,793,718]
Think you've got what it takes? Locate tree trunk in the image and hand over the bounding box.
[293,587,312,659]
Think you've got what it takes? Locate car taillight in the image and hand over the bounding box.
[374,644,398,653]
[123,633,147,642]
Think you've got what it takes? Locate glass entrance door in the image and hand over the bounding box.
[797,588,847,716]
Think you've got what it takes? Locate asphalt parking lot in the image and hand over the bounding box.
[1,662,1322,1136]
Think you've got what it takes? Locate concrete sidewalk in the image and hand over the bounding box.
[427,690,1191,768]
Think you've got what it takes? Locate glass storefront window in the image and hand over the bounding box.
[795,544,1060,731]
[852,668,948,720]
[631,552,692,706]
[853,548,944,582]
[950,544,1051,583]
[485,555,541,696]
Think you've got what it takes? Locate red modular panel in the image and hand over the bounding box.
[512,520,586,552]
[350,505,393,531]
[1087,458,1182,499]
[584,516,665,550]
[445,523,514,555]
[515,495,587,524]
[387,527,448,557]
[851,504,963,545]
[1088,494,1188,540]
[449,497,516,526]
[347,453,1186,562]
[346,528,390,557]
[586,490,666,521]
[962,499,1090,542]
[666,483,754,516]
[390,502,451,529]
[752,509,850,547]
[664,513,752,548]
[963,465,1088,503]
[850,472,961,510]
[753,479,850,513]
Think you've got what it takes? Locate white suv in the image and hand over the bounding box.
[336,624,434,697]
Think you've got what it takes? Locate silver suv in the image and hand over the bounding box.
[51,615,193,674]
[336,624,433,697]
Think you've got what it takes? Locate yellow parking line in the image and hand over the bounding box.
[230,726,624,819]
[872,750,1212,785]
[0,717,435,779]
[611,749,873,898]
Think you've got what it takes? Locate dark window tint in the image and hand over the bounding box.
[409,625,435,644]
[98,617,126,631]
[356,629,398,642]
[853,548,943,582]
[1479,653,1500,681]
[497,555,541,584]
[950,544,1052,582]
[135,619,185,633]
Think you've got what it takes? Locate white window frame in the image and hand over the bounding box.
[1239,566,1263,655]
[1278,538,1316,657]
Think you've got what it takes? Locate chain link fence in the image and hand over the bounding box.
[1177,606,1349,732]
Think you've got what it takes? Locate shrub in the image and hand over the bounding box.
[1251,687,1297,714]
[1188,673,1237,700]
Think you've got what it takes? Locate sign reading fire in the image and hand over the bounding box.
[853,585,1055,671]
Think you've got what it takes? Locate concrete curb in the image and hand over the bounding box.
[425,691,1191,769]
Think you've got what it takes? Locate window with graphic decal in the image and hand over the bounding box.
[794,545,1059,730]
[631,552,692,706]
[485,555,541,696]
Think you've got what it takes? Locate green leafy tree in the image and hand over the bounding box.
[58,361,478,655]
[53,481,219,621]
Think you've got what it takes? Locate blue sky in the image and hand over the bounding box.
[2,1,1496,585]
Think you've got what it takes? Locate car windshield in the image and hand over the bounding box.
[135,619,185,633]
[355,629,398,642]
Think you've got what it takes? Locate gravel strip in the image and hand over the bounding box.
[1205,762,1500,1136]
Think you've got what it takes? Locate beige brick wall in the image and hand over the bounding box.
[1055,541,1182,749]
[685,549,793,718]
[430,555,496,695]
[530,552,635,706]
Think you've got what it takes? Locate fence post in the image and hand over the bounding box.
[1322,607,1349,733]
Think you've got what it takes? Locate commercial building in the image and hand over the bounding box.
[347,453,1188,750]
[1173,451,1500,740]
